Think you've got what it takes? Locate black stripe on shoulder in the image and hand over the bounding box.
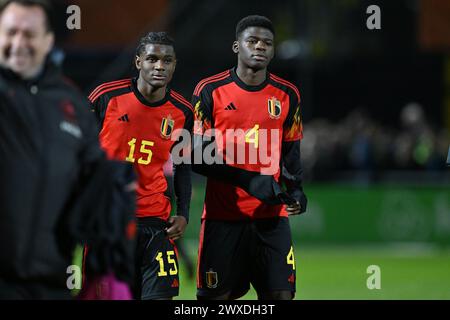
[95,86,132,129]
[268,77,299,103]
[193,70,230,95]
[88,79,132,102]
[100,86,133,109]
[198,75,233,98]
[268,77,301,129]
[170,90,193,111]
[169,92,194,132]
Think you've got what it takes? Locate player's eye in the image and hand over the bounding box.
[164,58,173,64]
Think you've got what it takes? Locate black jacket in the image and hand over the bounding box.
[0,60,105,287]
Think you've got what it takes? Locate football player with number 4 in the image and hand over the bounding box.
[192,15,308,300]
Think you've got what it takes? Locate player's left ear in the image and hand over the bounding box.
[135,55,141,70]
[232,41,239,54]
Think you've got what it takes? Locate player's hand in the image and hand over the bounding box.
[286,201,301,215]
[165,216,187,241]
[286,188,307,216]
[248,176,291,205]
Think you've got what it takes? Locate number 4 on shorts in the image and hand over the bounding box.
[287,246,295,270]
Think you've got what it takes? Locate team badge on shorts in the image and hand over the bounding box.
[267,97,282,119]
[206,269,218,289]
[160,115,174,139]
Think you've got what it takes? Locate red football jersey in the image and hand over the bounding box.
[89,78,193,220]
[192,68,303,220]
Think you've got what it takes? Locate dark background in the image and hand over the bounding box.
[50,0,449,180]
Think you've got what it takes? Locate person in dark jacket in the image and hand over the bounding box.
[0,0,135,299]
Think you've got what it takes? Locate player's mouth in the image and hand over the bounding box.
[251,54,267,61]
[151,74,166,81]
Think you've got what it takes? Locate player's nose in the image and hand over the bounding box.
[255,40,267,51]
[154,59,165,70]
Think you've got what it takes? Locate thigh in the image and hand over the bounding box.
[136,225,179,300]
[252,217,296,298]
[197,220,251,300]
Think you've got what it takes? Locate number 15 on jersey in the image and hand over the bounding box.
[125,138,154,165]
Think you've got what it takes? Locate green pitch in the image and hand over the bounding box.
[176,244,450,300]
[74,244,450,299]
[73,180,450,300]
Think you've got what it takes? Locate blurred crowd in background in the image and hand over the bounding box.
[50,0,450,183]
[302,102,449,182]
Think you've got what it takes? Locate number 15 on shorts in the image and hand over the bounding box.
[156,251,178,276]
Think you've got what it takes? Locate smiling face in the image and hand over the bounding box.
[135,43,176,90]
[0,3,54,79]
[233,26,274,71]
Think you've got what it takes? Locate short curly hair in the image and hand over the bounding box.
[135,31,175,56]
[235,15,274,40]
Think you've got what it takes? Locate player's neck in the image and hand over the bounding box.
[235,64,267,86]
[137,77,167,103]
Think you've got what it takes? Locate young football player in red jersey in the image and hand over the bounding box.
[89,32,193,300]
[192,15,307,300]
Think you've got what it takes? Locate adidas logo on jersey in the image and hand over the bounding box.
[118,114,129,122]
[224,103,237,111]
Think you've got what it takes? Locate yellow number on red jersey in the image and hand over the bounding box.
[125,138,154,165]
[245,124,259,149]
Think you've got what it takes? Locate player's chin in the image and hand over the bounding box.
[149,79,168,88]
[247,60,270,70]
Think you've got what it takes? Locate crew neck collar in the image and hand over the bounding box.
[230,67,269,92]
[132,77,169,107]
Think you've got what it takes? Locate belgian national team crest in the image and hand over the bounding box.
[206,269,218,289]
[267,97,282,119]
[160,115,175,139]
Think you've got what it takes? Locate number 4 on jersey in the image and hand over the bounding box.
[245,124,259,149]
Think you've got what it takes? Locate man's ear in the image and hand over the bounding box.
[135,55,141,70]
[232,41,239,54]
